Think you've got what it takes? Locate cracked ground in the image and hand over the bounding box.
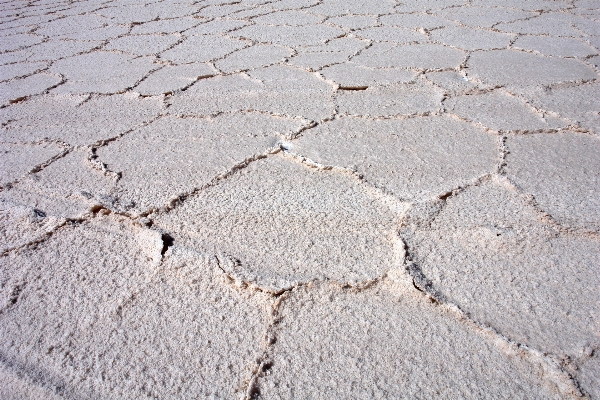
[0,0,599,398]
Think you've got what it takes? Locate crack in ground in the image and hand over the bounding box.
[402,248,587,398]
[1,1,598,397]
[0,140,72,192]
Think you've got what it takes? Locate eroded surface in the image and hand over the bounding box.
[400,178,600,392]
[1,0,599,398]
[0,214,272,398]
[153,154,408,292]
[259,280,562,398]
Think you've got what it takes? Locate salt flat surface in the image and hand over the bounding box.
[0,0,598,398]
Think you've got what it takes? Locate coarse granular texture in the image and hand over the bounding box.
[0,0,598,398]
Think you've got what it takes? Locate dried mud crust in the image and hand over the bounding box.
[0,0,599,398]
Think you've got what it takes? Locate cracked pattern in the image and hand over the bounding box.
[0,214,272,398]
[505,133,600,231]
[446,90,568,132]
[293,115,498,201]
[0,0,599,397]
[400,179,600,393]
[97,114,307,214]
[1,93,162,145]
[153,154,408,292]
[258,280,562,398]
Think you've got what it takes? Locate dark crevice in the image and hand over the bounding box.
[160,233,174,256]
[9,96,27,104]
[438,190,454,201]
[247,383,261,400]
[8,282,26,306]
[339,85,368,91]
[412,279,424,293]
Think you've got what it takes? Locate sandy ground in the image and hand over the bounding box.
[0,0,599,398]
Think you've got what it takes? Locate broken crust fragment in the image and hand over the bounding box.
[0,214,273,398]
[400,177,600,396]
[97,113,308,215]
[292,115,498,202]
[153,153,409,293]
[256,280,563,398]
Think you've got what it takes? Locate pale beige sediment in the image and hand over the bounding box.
[400,179,600,376]
[257,281,561,398]
[0,214,272,398]
[0,0,599,397]
[153,154,408,292]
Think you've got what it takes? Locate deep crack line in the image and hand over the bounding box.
[402,252,586,398]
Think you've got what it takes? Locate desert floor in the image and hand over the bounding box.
[1,0,599,398]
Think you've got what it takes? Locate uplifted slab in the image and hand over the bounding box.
[468,49,597,91]
[352,43,465,70]
[0,215,272,398]
[430,26,513,51]
[521,83,600,135]
[251,10,322,26]
[496,12,597,37]
[0,61,46,81]
[0,94,162,146]
[257,281,561,398]
[168,65,335,121]
[103,34,181,56]
[133,63,216,96]
[380,12,451,29]
[446,90,567,132]
[513,36,598,58]
[49,52,157,94]
[231,24,343,47]
[328,15,378,29]
[0,142,64,187]
[97,114,307,214]
[321,62,417,88]
[8,39,100,63]
[215,44,292,73]
[306,0,396,16]
[287,37,367,70]
[0,73,61,105]
[293,115,498,201]
[0,33,42,52]
[352,27,427,44]
[336,81,444,117]
[161,35,247,64]
[130,17,200,34]
[425,71,481,95]
[401,179,600,360]
[153,154,408,292]
[505,132,600,231]
[435,6,537,27]
[395,0,467,12]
